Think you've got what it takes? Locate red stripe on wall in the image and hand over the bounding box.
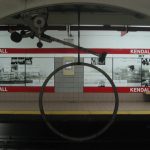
[1,48,150,54]
[1,86,150,93]
[0,86,54,92]
[84,87,150,93]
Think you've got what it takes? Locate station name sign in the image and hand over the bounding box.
[0,87,54,92]
[84,87,150,93]
[1,87,150,93]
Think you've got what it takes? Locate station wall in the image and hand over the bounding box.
[1,30,150,48]
[0,30,150,102]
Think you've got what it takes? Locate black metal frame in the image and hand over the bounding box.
[39,62,119,142]
[2,25,150,31]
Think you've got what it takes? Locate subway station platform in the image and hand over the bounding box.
[0,101,150,115]
[0,100,149,149]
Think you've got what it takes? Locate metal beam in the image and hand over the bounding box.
[1,25,150,31]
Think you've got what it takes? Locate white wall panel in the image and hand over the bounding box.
[0,30,150,49]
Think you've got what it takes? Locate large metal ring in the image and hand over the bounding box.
[39,62,119,142]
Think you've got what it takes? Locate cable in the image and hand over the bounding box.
[77,8,81,64]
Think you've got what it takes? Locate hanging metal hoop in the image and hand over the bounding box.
[39,62,119,142]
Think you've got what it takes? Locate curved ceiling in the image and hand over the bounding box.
[0,0,150,26]
[0,0,149,19]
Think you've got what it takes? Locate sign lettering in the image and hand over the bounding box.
[130,88,150,93]
[0,87,8,92]
[130,49,150,54]
[0,49,7,54]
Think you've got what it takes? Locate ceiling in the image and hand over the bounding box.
[0,0,150,26]
[0,0,149,50]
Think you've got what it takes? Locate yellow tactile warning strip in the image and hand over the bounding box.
[0,110,150,115]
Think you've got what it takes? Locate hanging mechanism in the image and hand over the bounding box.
[77,8,81,64]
